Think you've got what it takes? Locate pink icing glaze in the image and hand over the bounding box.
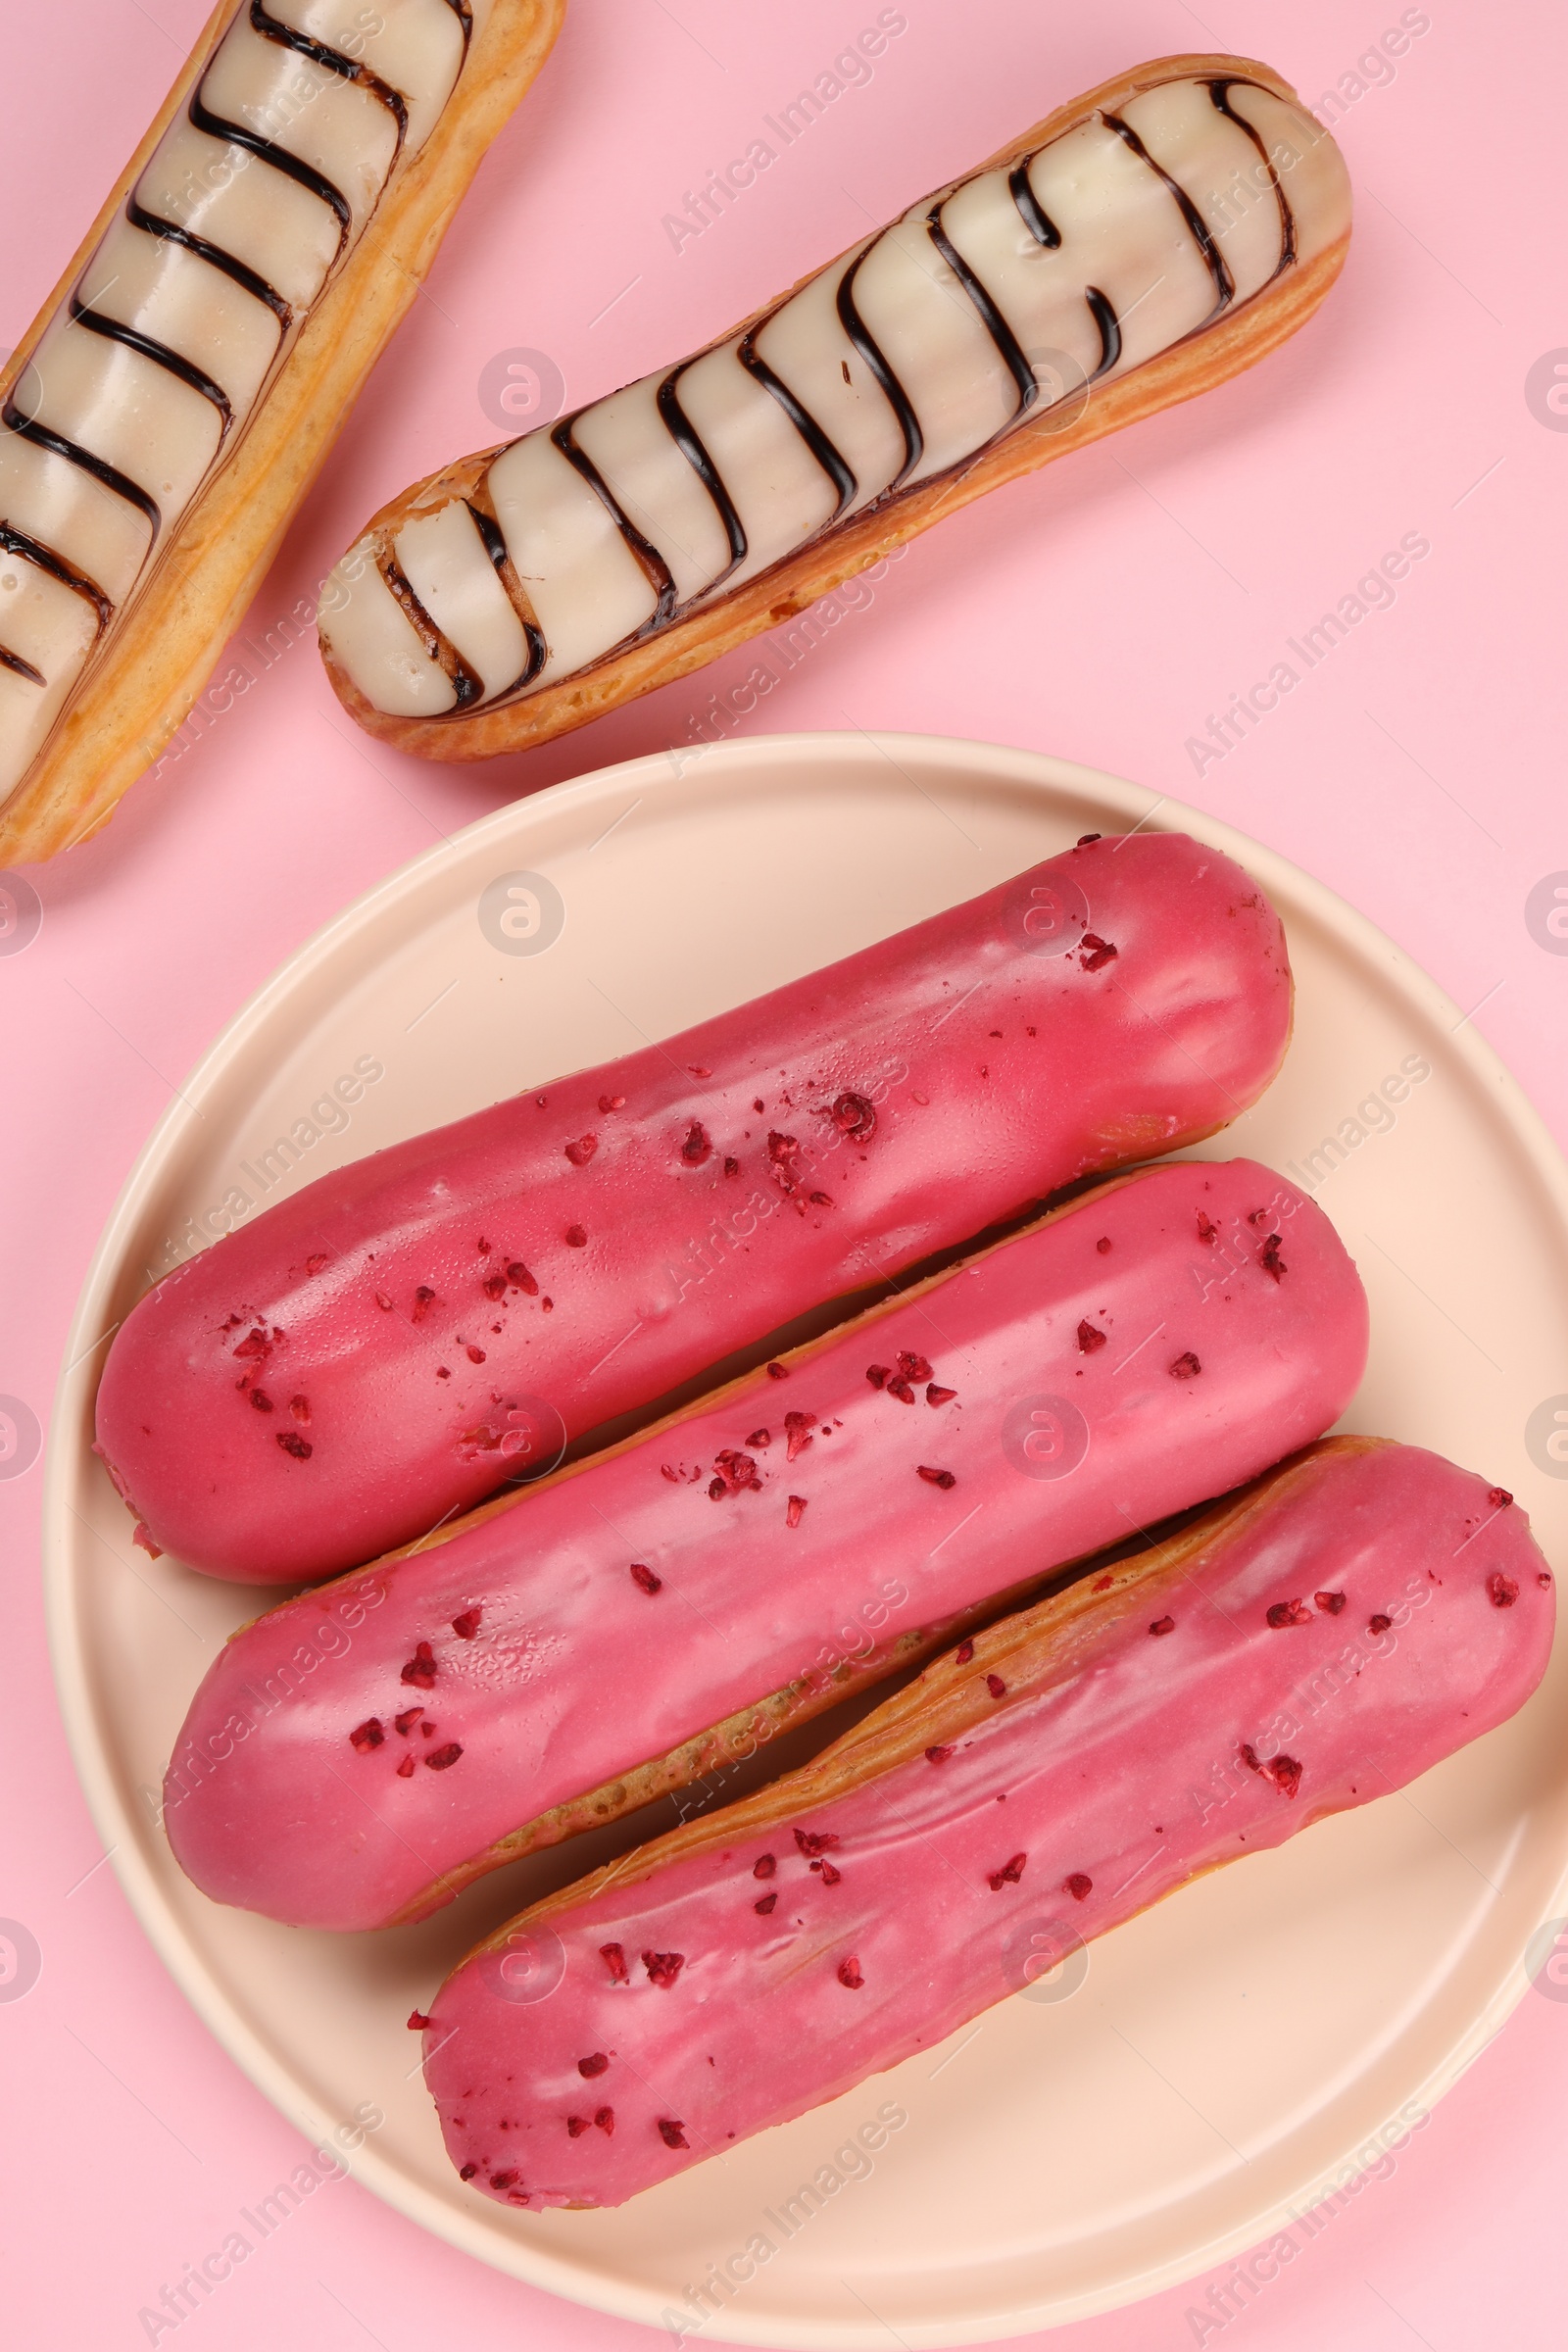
[98,833,1291,1581]
[423,1443,1554,2209]
[164,1157,1367,1930]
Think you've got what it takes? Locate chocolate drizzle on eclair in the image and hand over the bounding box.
[404,74,1312,718]
[466,493,547,695]
[549,413,680,632]
[0,0,462,721]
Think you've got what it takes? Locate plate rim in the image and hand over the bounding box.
[43,729,1568,2345]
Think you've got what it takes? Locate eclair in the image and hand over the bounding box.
[163,1155,1369,1931]
[319,53,1349,760]
[0,0,566,864]
[419,1439,1553,2207]
[97,832,1293,1583]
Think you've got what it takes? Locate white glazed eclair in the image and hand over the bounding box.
[0,0,565,863]
[320,53,1349,760]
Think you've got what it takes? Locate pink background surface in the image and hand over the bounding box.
[4,0,1568,2343]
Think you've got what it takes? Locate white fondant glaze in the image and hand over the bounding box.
[397,499,530,700]
[321,75,1349,724]
[0,0,481,807]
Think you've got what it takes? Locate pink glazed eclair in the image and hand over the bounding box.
[97,830,1291,1585]
[421,1439,1554,2209]
[164,1155,1367,1931]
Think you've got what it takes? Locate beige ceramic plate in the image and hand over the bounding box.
[47,734,1568,2344]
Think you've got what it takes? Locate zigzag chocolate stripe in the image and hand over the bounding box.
[0,523,114,630]
[657,359,749,588]
[550,413,679,631]
[466,494,547,694]
[1209,76,1296,272]
[249,1,409,153]
[123,197,294,328]
[736,317,858,521]
[375,547,483,706]
[68,294,235,433]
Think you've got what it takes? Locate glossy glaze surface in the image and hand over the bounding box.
[163,1155,1368,1930]
[424,1443,1552,2207]
[98,833,1293,1582]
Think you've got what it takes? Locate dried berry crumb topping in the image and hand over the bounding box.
[786,1494,806,1529]
[831,1093,876,1141]
[866,1365,889,1390]
[898,1351,933,1383]
[564,1225,587,1249]
[629,1562,662,1595]
[755,1892,778,1915]
[507,1261,539,1295]
[425,1742,463,1771]
[460,2163,477,2181]
[917,1466,956,1489]
[564,1135,598,1166]
[838,1957,864,1989]
[600,1943,628,1984]
[413,1285,437,1320]
[1488,1573,1520,1608]
[986,1674,1006,1699]
[1077,833,1102,847]
[747,1427,771,1448]
[396,1754,416,1778]
[483,1272,508,1301]
[955,1640,974,1664]
[402,1642,437,1688]
[1265,1600,1312,1629]
[765,1361,789,1381]
[250,1389,273,1412]
[1314,1591,1347,1615]
[1062,1872,1093,1901]
[349,1718,384,1754]
[595,2108,614,2133]
[1489,1487,1514,1510]
[658,2119,689,2149]
[926,1744,955,1763]
[927,1384,956,1406]
[395,1708,422,1736]
[643,1949,685,1987]
[887,1377,915,1404]
[754,1854,776,1879]
[988,1853,1026,1889]
[710,1448,761,1496]
[277,1429,314,1461]
[1168,1351,1201,1380]
[578,2052,609,2079]
[1367,1613,1393,1637]
[812,1858,842,1886]
[1242,1744,1302,1797]
[1080,934,1118,972]
[1077,1320,1107,1354]
[1259,1234,1287,1282]
[808,1191,833,1207]
[452,1607,482,1639]
[1150,1616,1175,1637]
[466,1345,486,1364]
[407,2009,432,2031]
[784,1410,817,1461]
[565,2116,588,2138]
[681,1123,712,1165]
[599,1094,625,1113]
[1096,1235,1112,1253]
[1197,1212,1218,1246]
